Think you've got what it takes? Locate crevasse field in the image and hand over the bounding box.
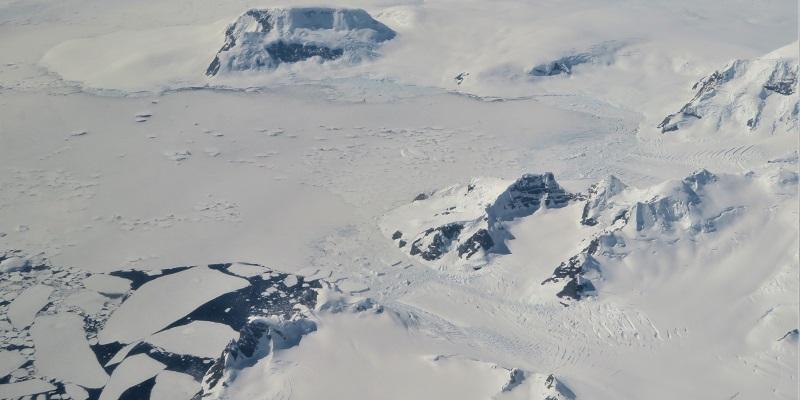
[0,1,798,399]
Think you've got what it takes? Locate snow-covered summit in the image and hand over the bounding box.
[658,42,799,135]
[206,7,396,76]
[543,168,795,301]
[382,173,576,271]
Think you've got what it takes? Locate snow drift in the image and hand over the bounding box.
[206,8,396,76]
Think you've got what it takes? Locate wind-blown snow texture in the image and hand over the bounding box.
[0,1,798,399]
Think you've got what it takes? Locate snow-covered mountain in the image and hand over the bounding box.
[541,169,785,301]
[1,0,798,399]
[658,42,799,135]
[206,8,396,76]
[384,167,799,309]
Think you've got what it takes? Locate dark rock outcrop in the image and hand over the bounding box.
[487,173,571,222]
[542,238,601,300]
[409,223,464,261]
[457,229,494,260]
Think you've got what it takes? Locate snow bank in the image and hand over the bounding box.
[8,285,53,330]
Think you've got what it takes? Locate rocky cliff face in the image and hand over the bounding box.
[207,8,396,76]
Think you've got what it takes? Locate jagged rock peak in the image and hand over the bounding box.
[682,169,717,190]
[580,175,628,226]
[488,172,571,222]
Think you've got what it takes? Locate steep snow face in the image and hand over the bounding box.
[381,173,575,271]
[206,8,396,76]
[658,42,799,135]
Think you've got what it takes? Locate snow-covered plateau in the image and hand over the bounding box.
[0,0,797,399]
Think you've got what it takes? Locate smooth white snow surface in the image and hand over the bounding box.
[82,274,132,297]
[98,354,165,400]
[151,370,199,400]
[146,320,239,358]
[98,266,248,344]
[30,313,109,388]
[8,285,53,330]
[0,350,25,379]
[0,378,56,398]
[64,289,111,314]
